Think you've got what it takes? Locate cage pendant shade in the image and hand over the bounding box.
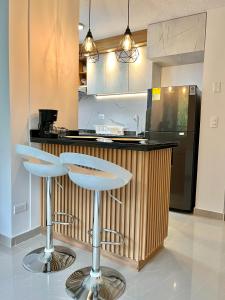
[80,29,99,62]
[115,47,139,63]
[80,0,99,63]
[116,26,139,63]
[116,1,139,63]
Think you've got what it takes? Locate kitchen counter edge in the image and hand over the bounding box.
[30,137,177,152]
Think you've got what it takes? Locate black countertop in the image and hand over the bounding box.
[30,135,177,152]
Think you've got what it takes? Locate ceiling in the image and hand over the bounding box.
[79,0,225,41]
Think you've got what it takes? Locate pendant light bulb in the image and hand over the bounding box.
[84,37,93,52]
[122,34,132,51]
[82,30,95,55]
[121,26,134,51]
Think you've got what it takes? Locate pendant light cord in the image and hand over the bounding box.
[128,0,130,27]
[89,0,91,29]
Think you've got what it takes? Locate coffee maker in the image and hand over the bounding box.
[38,109,58,137]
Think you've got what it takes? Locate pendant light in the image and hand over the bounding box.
[116,0,139,63]
[80,0,99,63]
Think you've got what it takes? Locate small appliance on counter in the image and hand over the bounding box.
[38,109,58,137]
[30,109,79,139]
[146,85,201,212]
[95,125,125,136]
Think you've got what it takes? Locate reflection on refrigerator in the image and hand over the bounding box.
[146,85,201,212]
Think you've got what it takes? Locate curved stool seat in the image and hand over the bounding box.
[60,153,132,300]
[16,145,76,273]
[60,153,132,191]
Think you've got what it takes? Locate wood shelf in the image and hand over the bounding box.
[79,57,87,86]
[79,56,87,62]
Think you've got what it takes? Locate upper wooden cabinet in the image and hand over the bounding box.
[87,46,150,95]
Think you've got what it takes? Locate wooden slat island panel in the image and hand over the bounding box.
[41,143,172,270]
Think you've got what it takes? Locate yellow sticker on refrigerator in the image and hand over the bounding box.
[152,88,161,101]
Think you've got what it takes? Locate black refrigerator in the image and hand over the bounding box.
[146,85,201,212]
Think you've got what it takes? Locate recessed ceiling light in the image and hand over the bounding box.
[78,23,85,31]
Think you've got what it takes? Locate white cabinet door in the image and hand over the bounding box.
[87,48,151,95]
[128,46,152,93]
[147,13,206,61]
[104,52,129,94]
[87,54,105,95]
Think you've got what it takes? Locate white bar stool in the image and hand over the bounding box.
[16,144,76,273]
[60,152,132,300]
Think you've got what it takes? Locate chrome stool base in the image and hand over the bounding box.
[66,266,126,300]
[23,245,76,273]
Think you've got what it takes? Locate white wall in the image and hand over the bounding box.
[0,0,79,240]
[161,63,204,90]
[0,0,12,237]
[9,0,31,237]
[196,6,225,214]
[79,94,147,132]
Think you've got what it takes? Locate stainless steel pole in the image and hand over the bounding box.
[45,177,54,253]
[91,191,101,275]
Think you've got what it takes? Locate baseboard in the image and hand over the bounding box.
[0,234,12,248]
[0,226,41,248]
[194,208,224,220]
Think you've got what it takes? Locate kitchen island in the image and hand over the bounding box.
[31,135,176,270]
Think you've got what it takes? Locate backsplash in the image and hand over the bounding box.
[78,93,147,132]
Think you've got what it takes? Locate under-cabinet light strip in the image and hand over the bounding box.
[95,92,147,100]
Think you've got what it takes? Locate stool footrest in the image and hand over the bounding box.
[107,191,122,205]
[101,228,124,246]
[52,212,77,226]
[88,228,124,246]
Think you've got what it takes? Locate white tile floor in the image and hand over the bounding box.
[1,212,225,300]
